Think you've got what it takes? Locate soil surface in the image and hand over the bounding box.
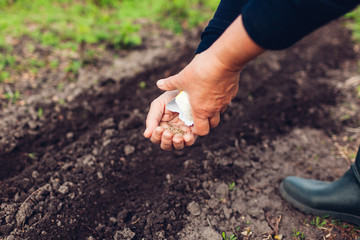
[1,20,360,240]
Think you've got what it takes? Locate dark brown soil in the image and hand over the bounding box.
[1,20,360,240]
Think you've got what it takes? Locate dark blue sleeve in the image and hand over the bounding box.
[196,0,359,52]
[195,0,249,53]
[242,0,359,50]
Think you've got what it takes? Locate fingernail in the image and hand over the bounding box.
[156,80,164,87]
[164,132,172,140]
[184,135,190,142]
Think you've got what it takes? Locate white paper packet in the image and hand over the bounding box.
[166,91,194,126]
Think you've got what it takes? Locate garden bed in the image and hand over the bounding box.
[1,20,360,240]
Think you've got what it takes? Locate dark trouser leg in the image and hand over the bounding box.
[280,145,360,226]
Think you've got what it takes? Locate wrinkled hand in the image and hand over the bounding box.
[155,16,264,137]
[144,16,264,146]
[143,91,197,151]
[156,52,240,136]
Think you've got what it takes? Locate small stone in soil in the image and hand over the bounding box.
[66,132,74,139]
[223,207,232,219]
[202,227,222,240]
[187,201,201,216]
[81,154,95,166]
[5,214,14,224]
[6,235,15,240]
[103,139,111,147]
[58,185,69,195]
[109,217,117,223]
[215,183,229,197]
[100,118,116,129]
[208,198,219,209]
[124,145,135,156]
[31,170,39,179]
[113,228,135,240]
[97,171,103,179]
[14,192,20,202]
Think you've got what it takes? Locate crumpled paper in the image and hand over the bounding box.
[166,91,194,126]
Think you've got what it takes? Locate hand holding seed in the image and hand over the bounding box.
[156,17,264,136]
[144,91,197,151]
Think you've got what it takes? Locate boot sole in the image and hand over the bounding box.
[279,182,360,226]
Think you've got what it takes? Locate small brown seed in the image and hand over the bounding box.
[166,123,186,135]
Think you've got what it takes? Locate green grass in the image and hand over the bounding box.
[138,81,147,89]
[28,152,37,159]
[0,71,10,83]
[66,60,82,75]
[346,7,360,42]
[228,182,236,191]
[310,216,328,228]
[222,232,237,240]
[50,60,60,69]
[0,0,218,105]
[292,228,306,240]
[4,89,20,103]
[0,0,219,50]
[0,54,16,70]
[37,107,43,118]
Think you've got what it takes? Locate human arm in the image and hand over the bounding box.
[156,16,264,136]
[196,0,250,53]
[145,0,360,149]
[143,16,263,150]
[241,0,359,50]
[199,0,360,52]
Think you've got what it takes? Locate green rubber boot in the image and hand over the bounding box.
[279,146,360,226]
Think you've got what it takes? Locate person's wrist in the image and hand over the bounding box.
[212,48,244,74]
[207,15,264,72]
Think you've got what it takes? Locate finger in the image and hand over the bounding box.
[209,112,220,128]
[162,111,178,122]
[159,121,170,129]
[156,74,182,92]
[184,133,196,146]
[173,134,184,149]
[179,124,190,134]
[144,100,164,138]
[160,130,174,151]
[150,126,165,144]
[192,116,210,136]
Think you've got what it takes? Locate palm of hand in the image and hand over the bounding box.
[151,110,197,151]
[160,110,190,133]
